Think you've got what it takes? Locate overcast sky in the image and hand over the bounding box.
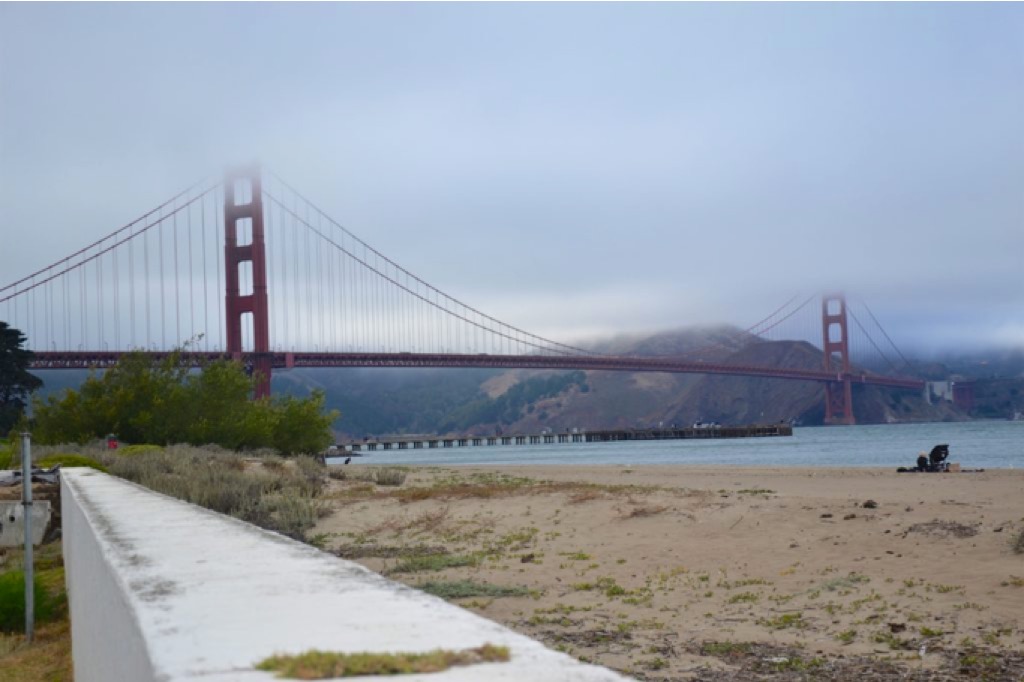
[1,3,1022,356]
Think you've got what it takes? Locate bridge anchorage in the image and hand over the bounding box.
[2,164,926,424]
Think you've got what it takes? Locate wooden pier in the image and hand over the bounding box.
[340,423,792,453]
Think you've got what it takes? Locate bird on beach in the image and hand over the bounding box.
[344,457,352,465]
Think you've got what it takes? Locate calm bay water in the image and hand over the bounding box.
[329,421,1024,469]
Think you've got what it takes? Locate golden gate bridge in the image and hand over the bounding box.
[1,165,926,425]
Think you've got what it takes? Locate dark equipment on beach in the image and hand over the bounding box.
[928,444,949,470]
[898,444,950,473]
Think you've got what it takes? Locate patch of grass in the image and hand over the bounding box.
[736,489,774,495]
[758,613,806,630]
[605,583,627,597]
[930,583,962,594]
[701,641,752,658]
[728,591,760,604]
[820,572,870,592]
[35,453,108,473]
[872,631,911,650]
[836,629,857,644]
[1013,528,1024,555]
[920,626,944,638]
[958,653,1002,675]
[0,539,72,680]
[372,469,408,487]
[115,444,164,457]
[0,619,73,681]
[485,527,538,554]
[83,445,328,541]
[720,577,771,589]
[534,603,592,616]
[0,572,61,633]
[418,580,530,600]
[982,631,1001,646]
[571,576,637,599]
[256,644,510,678]
[388,554,478,575]
[1002,575,1024,588]
[562,552,592,561]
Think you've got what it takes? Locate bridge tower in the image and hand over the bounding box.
[224,165,272,399]
[821,293,854,425]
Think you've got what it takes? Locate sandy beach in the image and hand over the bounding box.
[315,466,1024,680]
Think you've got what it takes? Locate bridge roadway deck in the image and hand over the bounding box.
[29,351,926,390]
[341,424,792,452]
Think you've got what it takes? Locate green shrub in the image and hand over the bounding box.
[31,351,338,454]
[373,468,408,487]
[36,453,109,473]
[0,572,58,633]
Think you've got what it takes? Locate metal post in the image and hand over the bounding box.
[21,431,34,642]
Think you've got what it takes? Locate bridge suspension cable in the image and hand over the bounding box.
[857,299,914,372]
[262,171,599,358]
[1,181,220,352]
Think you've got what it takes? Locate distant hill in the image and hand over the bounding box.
[268,327,966,438]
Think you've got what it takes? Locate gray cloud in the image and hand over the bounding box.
[1,3,1022,355]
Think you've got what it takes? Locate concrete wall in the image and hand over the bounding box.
[61,469,631,682]
[0,500,49,547]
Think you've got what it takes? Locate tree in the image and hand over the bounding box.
[271,390,336,455]
[33,350,338,454]
[0,322,41,434]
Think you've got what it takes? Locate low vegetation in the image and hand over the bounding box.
[371,468,408,487]
[41,442,329,542]
[34,453,108,473]
[255,644,510,679]
[0,572,61,633]
[31,349,337,455]
[387,553,477,575]
[417,579,531,600]
[0,542,72,680]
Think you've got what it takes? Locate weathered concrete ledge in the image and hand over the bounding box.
[0,500,50,547]
[61,468,631,681]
